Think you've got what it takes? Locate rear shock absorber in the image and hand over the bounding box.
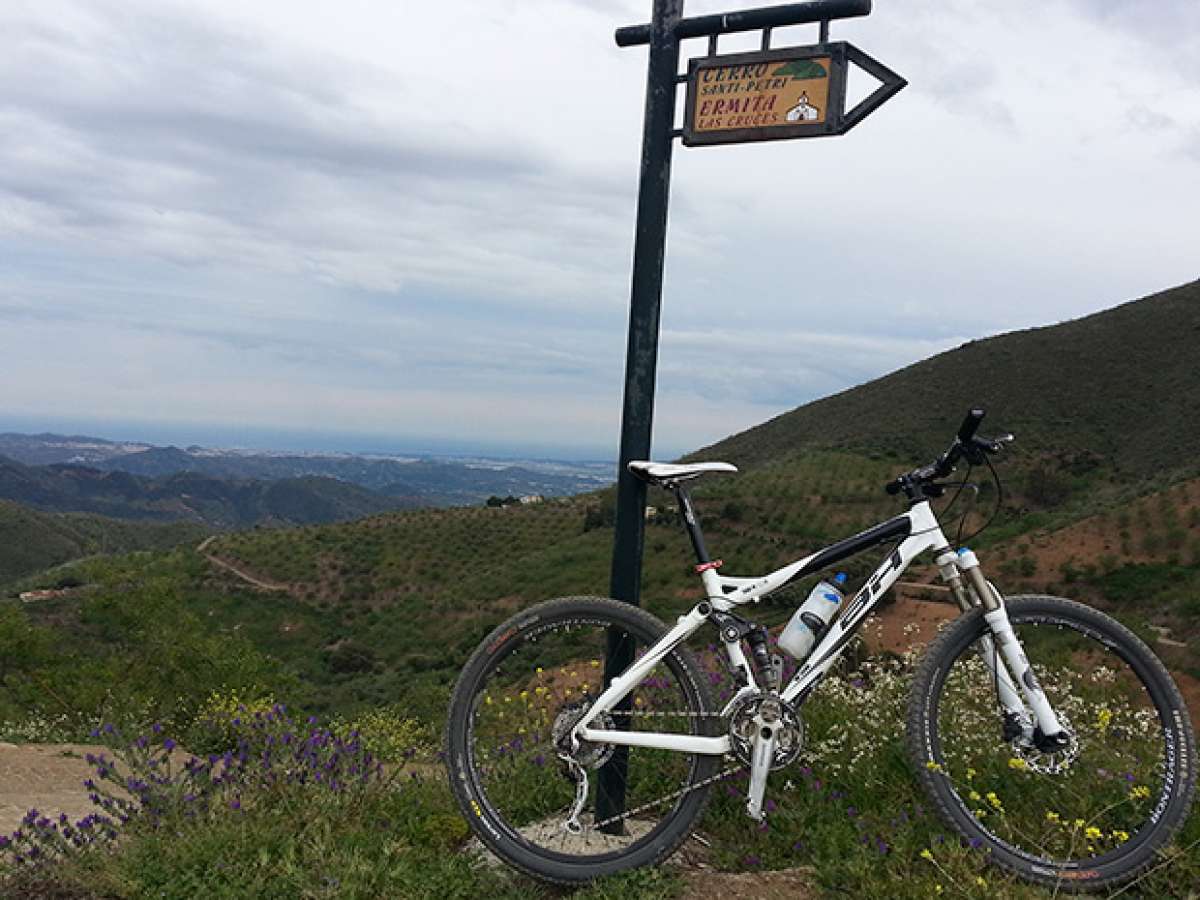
[746,626,780,692]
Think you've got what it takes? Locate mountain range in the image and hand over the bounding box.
[0,454,415,528]
[0,435,613,523]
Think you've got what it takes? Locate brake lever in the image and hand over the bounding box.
[978,432,1015,454]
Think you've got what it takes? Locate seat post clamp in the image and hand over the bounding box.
[694,560,723,574]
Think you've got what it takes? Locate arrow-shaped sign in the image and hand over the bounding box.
[682,42,906,147]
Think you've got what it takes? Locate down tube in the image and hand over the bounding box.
[782,526,944,703]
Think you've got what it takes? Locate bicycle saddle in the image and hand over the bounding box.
[627,461,738,486]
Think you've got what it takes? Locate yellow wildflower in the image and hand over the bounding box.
[1007,757,1028,771]
[920,849,934,861]
[1085,826,1102,840]
[925,761,944,773]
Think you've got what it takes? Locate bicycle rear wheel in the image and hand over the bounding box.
[445,596,720,884]
[908,595,1196,892]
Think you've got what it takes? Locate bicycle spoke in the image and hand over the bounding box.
[458,602,719,863]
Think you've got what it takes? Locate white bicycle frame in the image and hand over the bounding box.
[575,499,1065,818]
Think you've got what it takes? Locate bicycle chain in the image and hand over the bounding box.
[586,707,744,830]
[591,761,744,830]
[607,708,726,719]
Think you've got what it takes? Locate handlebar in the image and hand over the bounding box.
[885,409,1013,498]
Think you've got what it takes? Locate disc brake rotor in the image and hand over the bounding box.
[1012,715,1080,775]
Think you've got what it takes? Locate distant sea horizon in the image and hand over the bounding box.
[0,414,642,465]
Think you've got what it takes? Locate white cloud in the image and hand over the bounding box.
[0,0,1197,459]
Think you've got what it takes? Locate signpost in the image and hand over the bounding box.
[684,43,905,145]
[599,0,905,830]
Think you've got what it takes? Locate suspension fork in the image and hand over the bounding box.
[935,548,1024,726]
[941,548,1065,740]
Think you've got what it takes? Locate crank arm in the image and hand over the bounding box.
[745,723,777,821]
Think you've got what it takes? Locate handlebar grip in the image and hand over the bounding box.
[885,479,901,495]
[957,408,985,443]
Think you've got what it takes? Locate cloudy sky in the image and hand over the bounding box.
[2,0,1197,459]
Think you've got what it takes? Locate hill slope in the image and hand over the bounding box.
[697,280,1200,476]
[0,500,206,585]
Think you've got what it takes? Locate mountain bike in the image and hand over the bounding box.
[445,410,1196,890]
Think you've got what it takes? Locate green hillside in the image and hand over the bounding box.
[5,450,900,722]
[697,279,1200,479]
[0,499,206,586]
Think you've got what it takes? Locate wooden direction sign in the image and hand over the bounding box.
[683,42,906,147]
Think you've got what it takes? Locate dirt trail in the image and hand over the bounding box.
[0,744,107,835]
[681,867,816,899]
[196,536,290,593]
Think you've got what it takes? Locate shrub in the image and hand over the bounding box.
[328,703,432,762]
[186,689,278,755]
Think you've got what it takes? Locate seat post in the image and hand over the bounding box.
[673,484,711,565]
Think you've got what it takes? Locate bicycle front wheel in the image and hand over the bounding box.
[445,596,720,884]
[908,595,1196,892]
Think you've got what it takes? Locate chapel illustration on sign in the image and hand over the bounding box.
[785,92,820,121]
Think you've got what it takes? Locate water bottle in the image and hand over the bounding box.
[777,572,847,661]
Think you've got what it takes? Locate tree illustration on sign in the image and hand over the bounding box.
[773,59,827,79]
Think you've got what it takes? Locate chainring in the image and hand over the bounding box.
[727,692,804,770]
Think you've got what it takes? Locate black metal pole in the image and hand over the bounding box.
[596,0,683,831]
[616,0,870,47]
